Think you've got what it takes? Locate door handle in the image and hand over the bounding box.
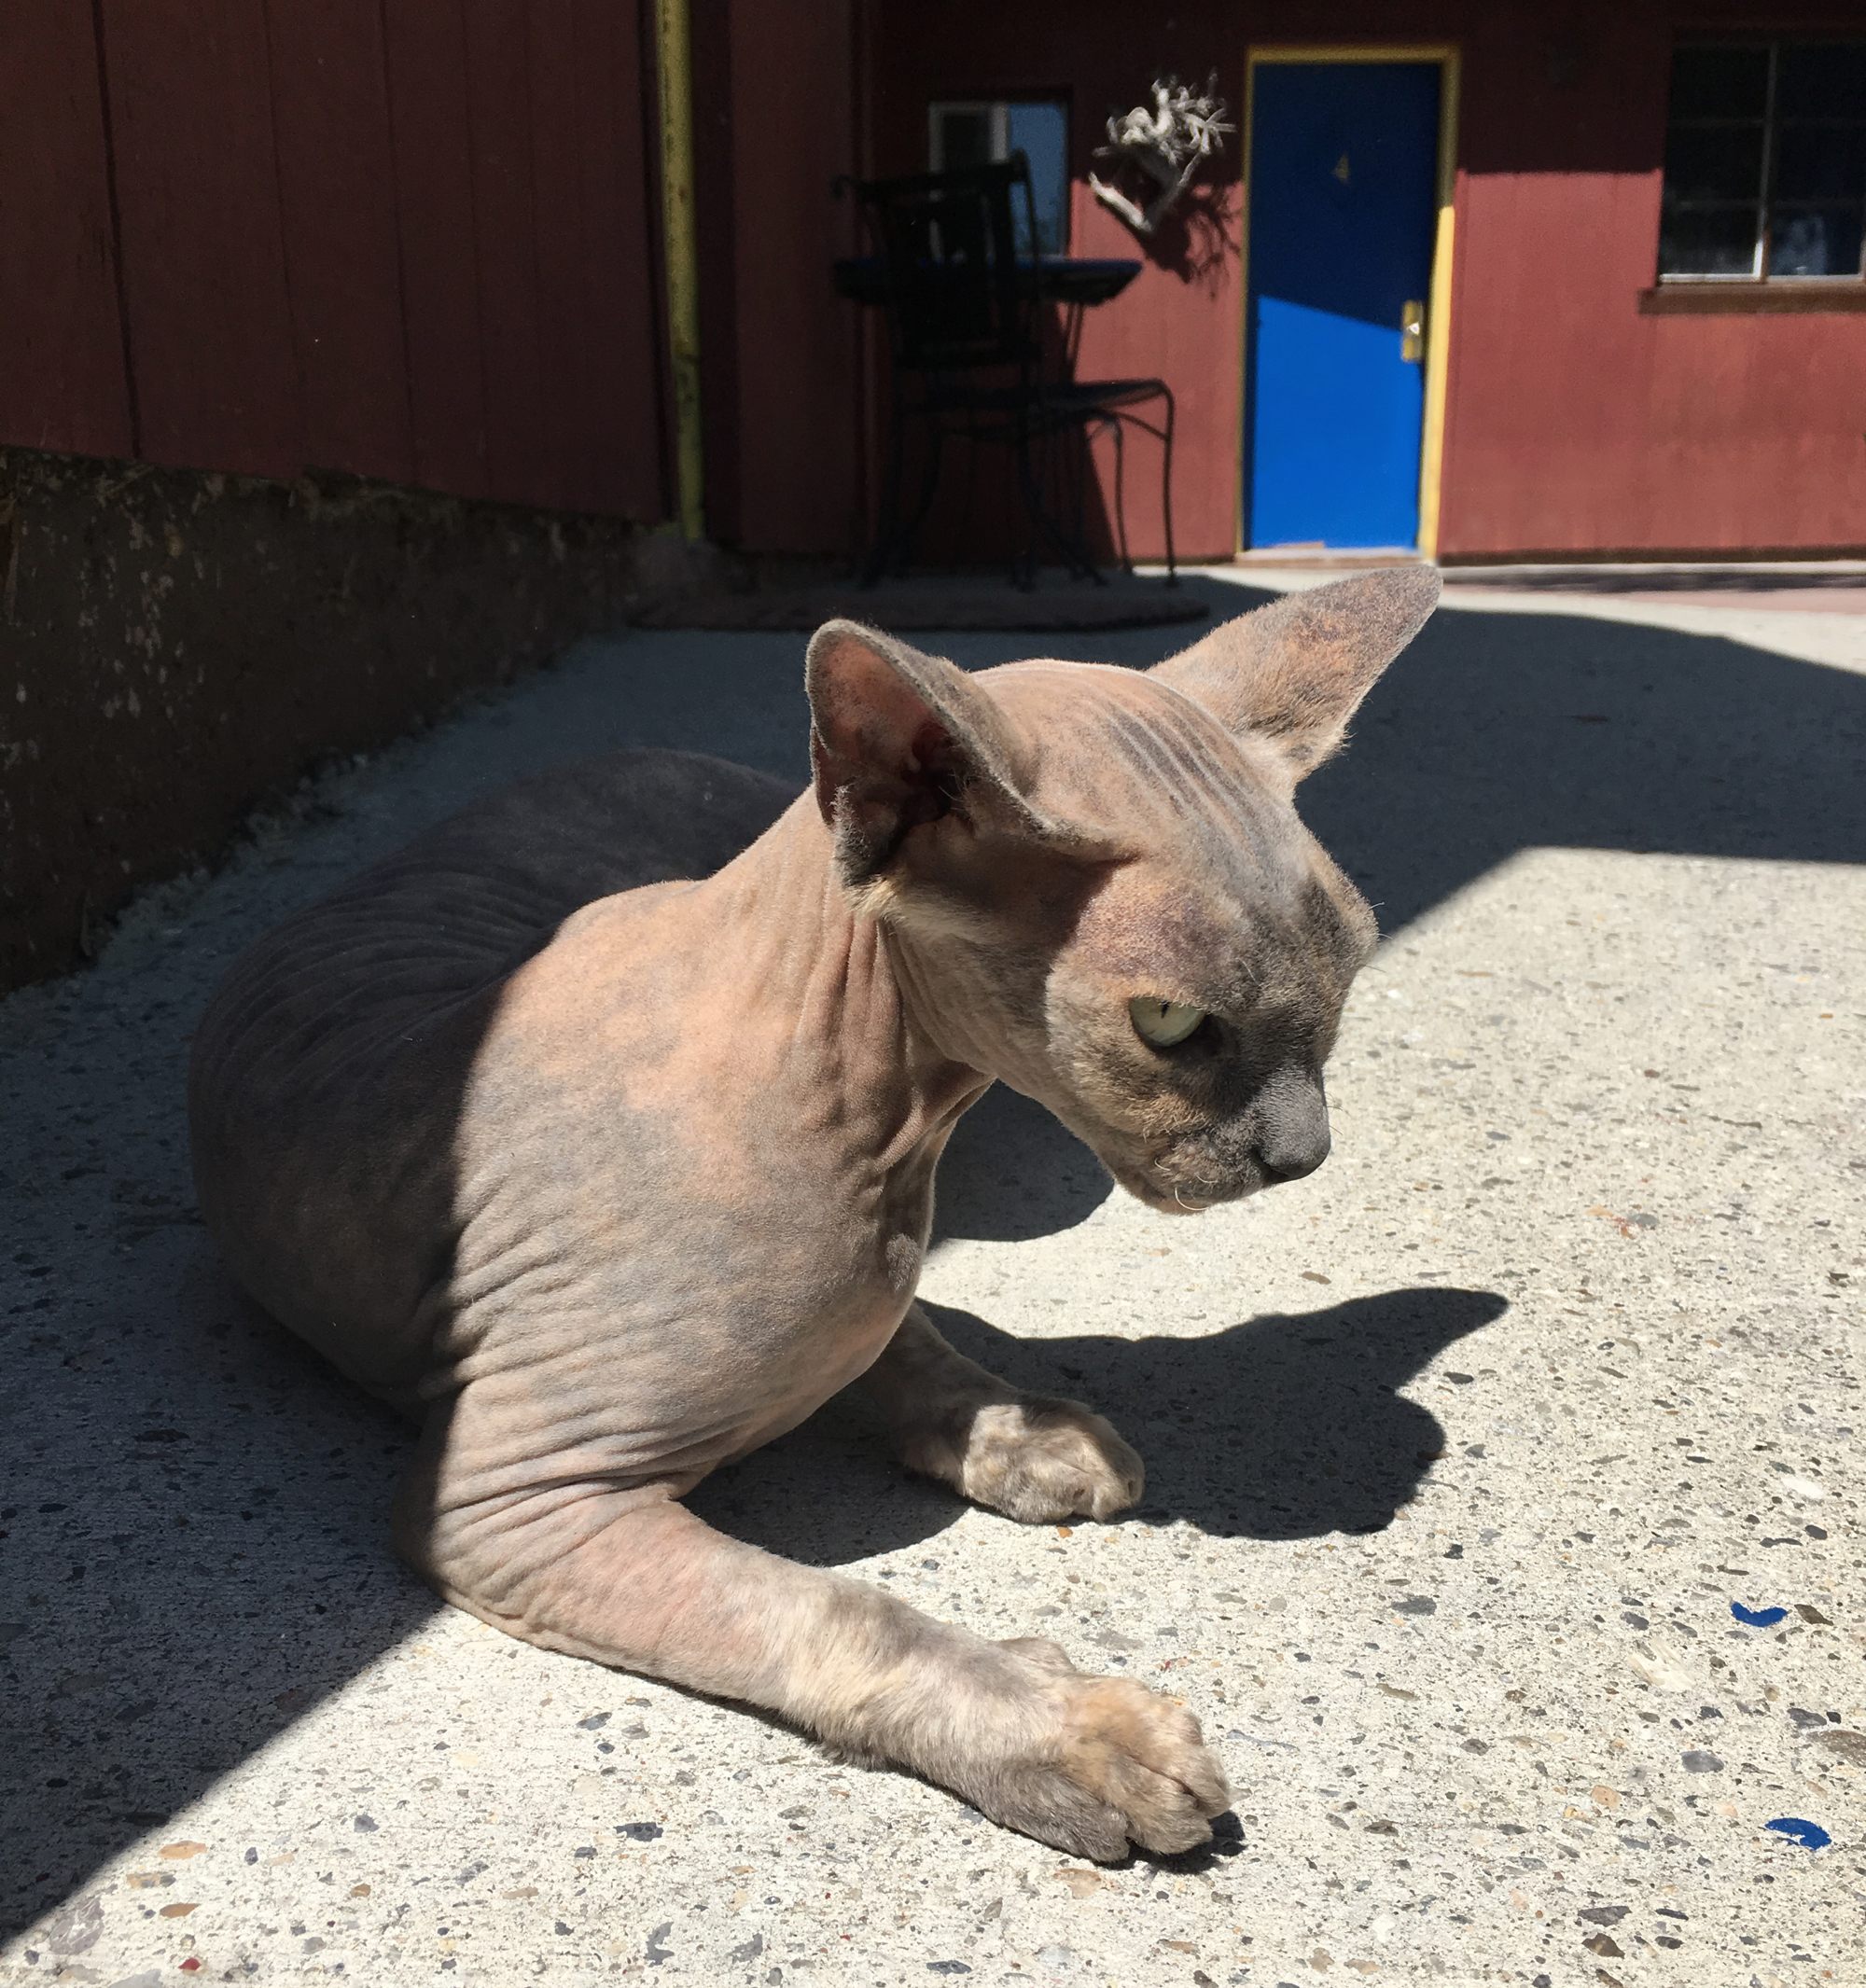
[1400,299,1426,363]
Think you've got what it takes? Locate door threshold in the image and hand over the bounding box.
[1233,545,1427,567]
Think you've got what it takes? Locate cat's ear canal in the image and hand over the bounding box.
[1149,568,1441,785]
[803,619,1052,883]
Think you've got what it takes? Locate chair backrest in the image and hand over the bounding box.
[852,160,1037,376]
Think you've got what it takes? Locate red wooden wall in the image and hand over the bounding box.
[838,0,1866,562]
[0,0,669,521]
[692,0,865,555]
[7,1,1859,560]
[1441,4,1866,557]
[0,5,135,462]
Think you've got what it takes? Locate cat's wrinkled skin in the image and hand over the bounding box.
[189,570,1438,1860]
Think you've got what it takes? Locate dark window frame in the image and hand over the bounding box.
[1658,35,1866,288]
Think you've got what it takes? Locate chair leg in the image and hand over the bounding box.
[1070,424,1091,577]
[1011,422,1046,591]
[1065,426,1107,585]
[997,430,1026,591]
[957,433,982,579]
[1072,425,1110,585]
[1105,416,1132,575]
[1157,385,1178,585]
[891,419,946,578]
[1021,422,1104,585]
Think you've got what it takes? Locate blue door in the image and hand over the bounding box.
[1244,62,1441,549]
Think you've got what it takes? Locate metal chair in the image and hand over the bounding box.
[847,158,1177,586]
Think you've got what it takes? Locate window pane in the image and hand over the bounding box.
[1664,122,1765,202]
[1767,205,1865,276]
[1005,101,1069,255]
[1774,122,1866,204]
[1775,41,1866,121]
[1660,204,1760,276]
[1668,44,1769,119]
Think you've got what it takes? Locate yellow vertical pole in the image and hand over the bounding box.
[656,0,704,540]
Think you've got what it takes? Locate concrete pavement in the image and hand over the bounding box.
[3,573,1862,1985]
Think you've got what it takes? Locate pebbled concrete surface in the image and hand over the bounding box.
[3,574,1863,1986]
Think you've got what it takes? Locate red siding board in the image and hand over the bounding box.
[264,0,414,485]
[3,0,669,521]
[379,0,491,501]
[587,0,672,521]
[1439,13,1866,560]
[528,0,592,510]
[725,0,862,555]
[462,0,552,508]
[0,3,134,461]
[526,0,667,519]
[605,0,675,522]
[691,0,745,543]
[1070,177,1243,564]
[99,0,303,478]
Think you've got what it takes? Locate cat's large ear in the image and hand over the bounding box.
[804,619,1057,883]
[1150,569,1440,784]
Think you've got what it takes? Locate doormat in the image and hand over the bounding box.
[636,574,1208,634]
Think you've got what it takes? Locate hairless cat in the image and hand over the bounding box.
[189,569,1439,1860]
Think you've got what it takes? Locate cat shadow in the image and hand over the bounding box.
[931,1082,1113,1242]
[687,1284,1508,1564]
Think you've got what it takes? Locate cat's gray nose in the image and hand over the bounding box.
[1251,1074,1331,1183]
[1255,1129,1331,1184]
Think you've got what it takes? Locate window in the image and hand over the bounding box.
[1660,39,1866,281]
[928,100,1069,256]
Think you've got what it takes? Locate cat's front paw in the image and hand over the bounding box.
[968,1656,1231,1860]
[957,1397,1144,1522]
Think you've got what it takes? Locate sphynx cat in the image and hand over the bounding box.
[189,569,1439,1860]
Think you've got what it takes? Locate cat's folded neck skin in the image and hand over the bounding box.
[691,790,994,1175]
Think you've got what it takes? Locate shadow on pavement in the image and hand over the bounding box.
[1,1252,439,1941]
[689,1286,1508,1563]
[1146,578,1866,933]
[6,584,1864,1938]
[1284,588,1866,932]
[932,1084,1113,1244]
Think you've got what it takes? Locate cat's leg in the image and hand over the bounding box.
[858,1303,1145,1522]
[395,1442,1226,1860]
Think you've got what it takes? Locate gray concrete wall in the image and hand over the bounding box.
[0,448,676,990]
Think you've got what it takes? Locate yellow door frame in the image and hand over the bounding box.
[1234,44,1462,560]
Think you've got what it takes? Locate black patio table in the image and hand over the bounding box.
[830,255,1141,309]
[832,210,1166,584]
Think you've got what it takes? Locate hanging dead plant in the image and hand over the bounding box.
[1089,74,1234,238]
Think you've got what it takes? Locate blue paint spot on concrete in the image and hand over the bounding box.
[1731,1603,1789,1627]
[1764,1817,1831,1850]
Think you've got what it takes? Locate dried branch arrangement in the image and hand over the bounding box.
[1089,75,1234,237]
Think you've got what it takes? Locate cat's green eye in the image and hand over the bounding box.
[1129,996,1206,1049]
